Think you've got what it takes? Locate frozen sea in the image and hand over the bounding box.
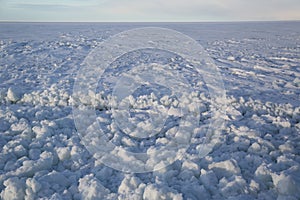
[0,22,299,199]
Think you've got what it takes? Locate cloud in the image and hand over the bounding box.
[229,0,300,20]
[87,0,229,21]
[8,0,100,8]
[91,0,300,21]
[0,0,299,21]
[11,3,73,11]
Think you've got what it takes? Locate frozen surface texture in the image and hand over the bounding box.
[0,22,299,199]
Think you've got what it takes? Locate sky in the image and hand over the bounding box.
[0,0,299,22]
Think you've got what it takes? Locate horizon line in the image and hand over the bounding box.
[0,20,299,23]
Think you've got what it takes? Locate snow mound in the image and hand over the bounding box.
[78,174,113,200]
[7,87,23,102]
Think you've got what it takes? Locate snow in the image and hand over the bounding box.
[271,166,300,198]
[1,177,25,200]
[56,147,71,161]
[7,87,22,103]
[143,184,183,200]
[208,159,241,179]
[0,21,299,199]
[78,174,112,200]
[26,177,42,194]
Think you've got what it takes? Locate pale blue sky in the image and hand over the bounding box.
[0,0,299,22]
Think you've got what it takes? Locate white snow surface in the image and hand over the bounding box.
[0,22,300,199]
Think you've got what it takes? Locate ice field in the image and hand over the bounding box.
[0,22,299,199]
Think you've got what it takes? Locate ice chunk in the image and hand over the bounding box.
[227,56,235,61]
[248,142,261,154]
[118,175,142,194]
[38,171,70,188]
[26,178,41,193]
[28,149,41,160]
[143,184,183,200]
[208,159,241,178]
[78,174,110,200]
[10,118,30,135]
[181,160,200,176]
[13,145,27,158]
[7,87,23,102]
[32,126,52,139]
[219,176,247,198]
[272,167,300,198]
[0,119,10,132]
[1,177,25,200]
[254,163,272,183]
[168,106,182,117]
[200,169,218,192]
[274,174,299,196]
[278,142,294,153]
[118,174,146,199]
[181,184,210,200]
[56,147,71,161]
[14,151,53,177]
